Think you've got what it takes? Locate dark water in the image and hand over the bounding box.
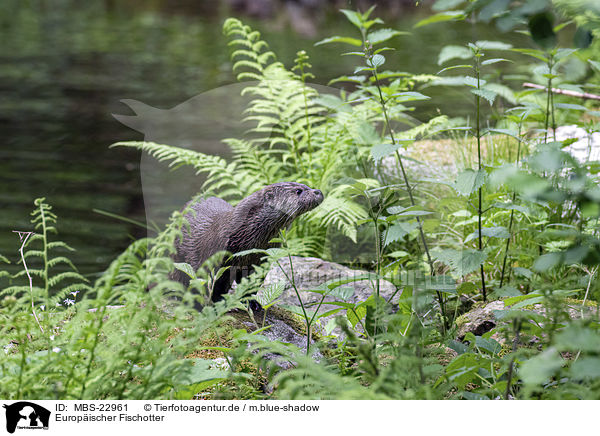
[1,1,531,279]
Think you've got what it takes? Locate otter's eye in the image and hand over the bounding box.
[295,188,303,196]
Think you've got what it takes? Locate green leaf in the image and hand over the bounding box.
[554,103,587,111]
[471,88,497,105]
[478,0,509,22]
[370,142,412,160]
[465,226,510,243]
[555,325,600,353]
[340,9,363,30]
[173,262,195,279]
[368,54,385,68]
[519,348,563,386]
[392,91,430,102]
[347,304,367,328]
[438,45,473,65]
[384,222,418,246]
[433,0,465,11]
[437,65,473,74]
[512,48,548,62]
[444,353,480,389]
[415,11,466,28]
[570,357,600,381]
[315,36,363,47]
[589,59,600,72]
[367,28,408,44]
[513,267,533,279]
[475,336,502,355]
[486,128,520,141]
[402,210,434,218]
[533,252,562,272]
[433,248,488,277]
[475,40,513,50]
[256,281,284,307]
[453,169,487,196]
[481,57,511,66]
[433,75,480,87]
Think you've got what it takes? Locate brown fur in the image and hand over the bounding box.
[172,182,323,304]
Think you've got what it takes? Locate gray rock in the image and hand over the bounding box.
[455,300,504,340]
[260,256,399,334]
[455,298,597,341]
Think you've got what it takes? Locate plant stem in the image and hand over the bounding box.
[499,122,523,288]
[371,66,446,332]
[475,55,487,302]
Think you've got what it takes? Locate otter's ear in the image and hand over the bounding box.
[264,190,274,202]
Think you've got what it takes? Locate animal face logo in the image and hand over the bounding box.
[3,402,50,433]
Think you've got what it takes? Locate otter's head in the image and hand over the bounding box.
[261,182,324,222]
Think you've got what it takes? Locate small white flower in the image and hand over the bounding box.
[40,305,45,311]
[63,298,75,306]
[50,335,55,341]
[52,347,61,353]
[70,290,79,298]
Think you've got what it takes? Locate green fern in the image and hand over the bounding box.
[114,18,377,251]
[3,198,91,312]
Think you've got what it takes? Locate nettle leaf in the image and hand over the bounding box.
[415,10,466,28]
[475,40,513,50]
[570,357,600,381]
[433,76,481,87]
[478,0,509,22]
[486,128,521,141]
[554,103,587,111]
[443,352,480,389]
[465,226,510,243]
[433,248,488,277]
[433,0,465,11]
[512,48,548,62]
[392,91,430,102]
[371,143,401,160]
[315,36,363,47]
[340,9,363,30]
[368,54,386,68]
[471,88,497,105]
[453,169,487,196]
[384,222,418,246]
[437,65,472,74]
[438,45,473,65]
[519,348,563,386]
[532,252,562,272]
[513,267,533,279]
[589,59,600,72]
[367,28,408,44]
[395,209,433,218]
[481,57,511,66]
[555,325,600,353]
[173,262,195,279]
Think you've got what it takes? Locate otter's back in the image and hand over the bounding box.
[177,197,233,271]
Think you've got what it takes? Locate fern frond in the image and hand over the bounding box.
[111,141,261,201]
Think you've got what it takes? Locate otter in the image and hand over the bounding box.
[172,182,324,305]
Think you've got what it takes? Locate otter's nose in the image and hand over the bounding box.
[313,189,324,203]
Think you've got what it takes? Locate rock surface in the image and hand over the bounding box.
[455,298,597,341]
[259,256,399,334]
